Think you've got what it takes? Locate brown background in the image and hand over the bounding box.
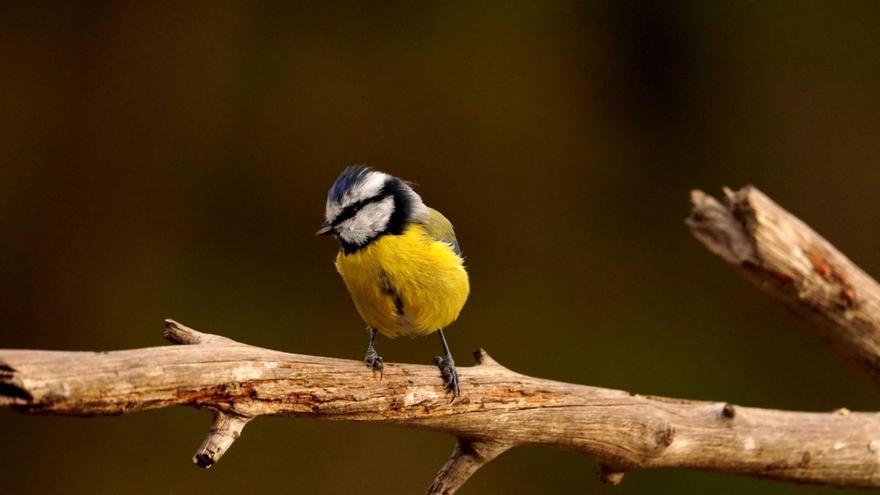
[2,1,880,494]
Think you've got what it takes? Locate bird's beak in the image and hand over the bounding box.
[315,223,334,236]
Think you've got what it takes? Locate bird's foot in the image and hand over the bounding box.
[364,349,384,378]
[433,355,460,397]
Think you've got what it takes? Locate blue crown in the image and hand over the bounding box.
[328,165,372,202]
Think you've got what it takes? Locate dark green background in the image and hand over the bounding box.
[2,1,879,494]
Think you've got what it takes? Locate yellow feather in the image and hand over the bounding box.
[335,223,469,338]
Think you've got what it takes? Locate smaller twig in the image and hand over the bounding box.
[426,439,512,495]
[193,411,252,468]
[164,319,237,346]
[688,186,880,385]
[687,189,757,265]
[598,464,626,485]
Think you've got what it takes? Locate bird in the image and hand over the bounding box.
[316,166,469,395]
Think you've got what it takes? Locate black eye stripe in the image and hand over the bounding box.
[331,193,389,226]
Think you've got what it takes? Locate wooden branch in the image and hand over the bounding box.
[427,439,511,495]
[194,411,252,468]
[688,186,880,384]
[2,320,879,491]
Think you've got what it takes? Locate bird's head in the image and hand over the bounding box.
[317,166,427,253]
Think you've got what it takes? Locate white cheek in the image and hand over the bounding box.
[360,198,395,230]
[338,218,369,245]
[338,197,395,245]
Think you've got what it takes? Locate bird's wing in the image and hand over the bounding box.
[421,207,462,256]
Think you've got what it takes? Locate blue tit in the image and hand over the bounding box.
[316,166,469,395]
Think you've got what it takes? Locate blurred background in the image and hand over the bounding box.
[2,1,879,494]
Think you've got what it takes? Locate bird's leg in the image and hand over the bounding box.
[363,327,384,378]
[433,329,460,396]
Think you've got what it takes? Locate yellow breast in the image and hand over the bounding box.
[334,224,470,338]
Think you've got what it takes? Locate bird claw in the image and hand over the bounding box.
[364,349,384,379]
[434,355,460,397]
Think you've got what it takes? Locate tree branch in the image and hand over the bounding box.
[427,439,511,495]
[688,186,880,385]
[1,320,879,491]
[194,411,252,468]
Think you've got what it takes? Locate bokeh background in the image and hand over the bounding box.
[2,1,880,494]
